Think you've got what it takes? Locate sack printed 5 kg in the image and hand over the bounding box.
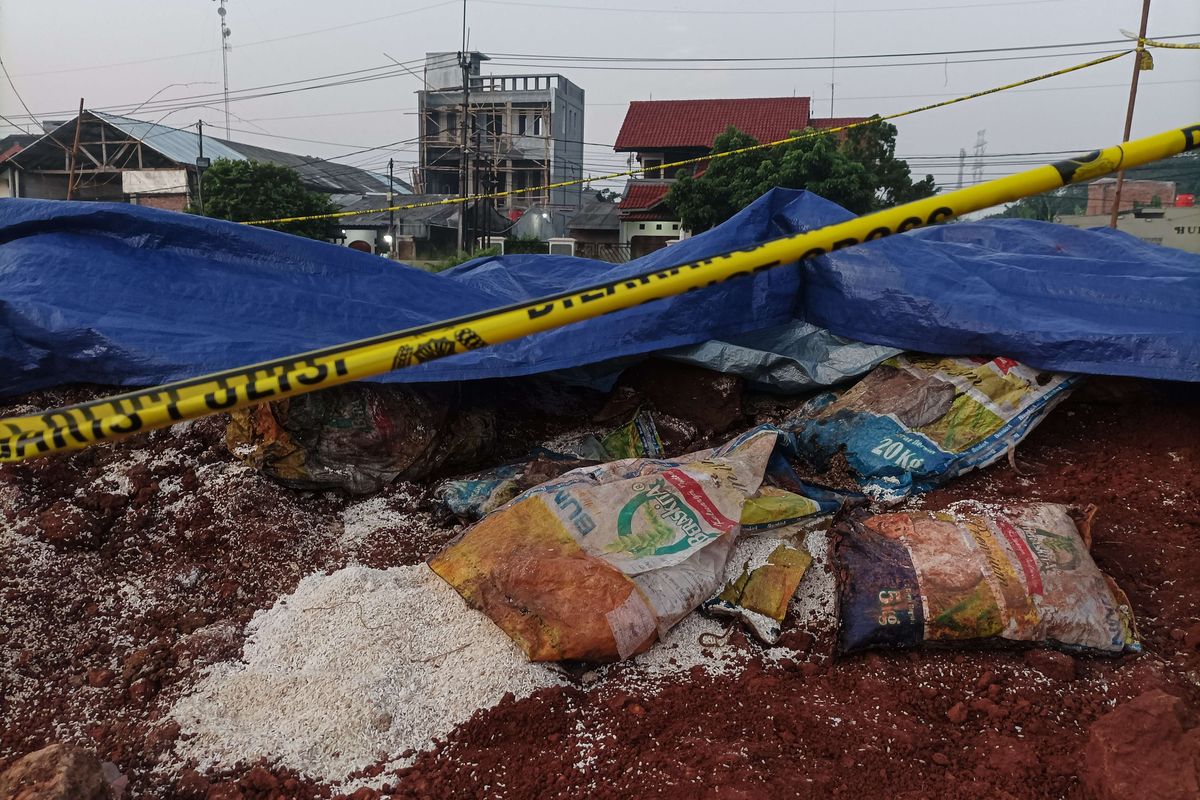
[835,503,1139,655]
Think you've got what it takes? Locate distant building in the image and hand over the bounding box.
[612,97,867,257]
[1086,178,1177,215]
[2,110,414,251]
[1056,205,1200,254]
[331,193,509,261]
[415,52,585,236]
[0,132,39,198]
[567,198,622,261]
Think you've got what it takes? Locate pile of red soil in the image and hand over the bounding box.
[1,379,1197,799]
[387,380,1200,800]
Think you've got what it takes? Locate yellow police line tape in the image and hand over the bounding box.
[1135,35,1200,49]
[3,122,1197,463]
[243,50,1133,227]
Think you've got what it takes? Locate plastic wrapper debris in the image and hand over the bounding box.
[834,503,1140,655]
[436,412,661,520]
[703,543,813,643]
[435,452,599,520]
[431,426,844,662]
[600,409,664,459]
[227,383,495,495]
[788,355,1077,502]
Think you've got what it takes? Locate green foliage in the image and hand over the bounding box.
[594,188,621,202]
[666,118,937,233]
[428,245,501,273]
[991,184,1088,221]
[188,158,338,240]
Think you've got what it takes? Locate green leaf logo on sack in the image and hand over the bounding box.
[612,469,738,558]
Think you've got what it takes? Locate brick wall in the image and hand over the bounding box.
[1087,180,1176,215]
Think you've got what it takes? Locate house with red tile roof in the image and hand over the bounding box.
[613,97,866,258]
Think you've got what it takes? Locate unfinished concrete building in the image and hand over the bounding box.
[416,52,584,234]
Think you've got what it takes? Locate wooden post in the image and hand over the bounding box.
[65,98,84,200]
[1108,0,1153,228]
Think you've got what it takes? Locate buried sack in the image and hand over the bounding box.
[430,426,840,662]
[835,503,1139,655]
[787,355,1076,502]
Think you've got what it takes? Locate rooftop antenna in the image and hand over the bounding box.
[216,0,232,137]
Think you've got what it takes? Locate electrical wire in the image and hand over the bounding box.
[488,34,1200,63]
[10,1,457,79]
[477,0,1072,15]
[0,55,36,133]
[489,48,1130,72]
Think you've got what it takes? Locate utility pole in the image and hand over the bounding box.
[1109,0,1153,228]
[65,98,84,201]
[196,118,206,212]
[196,119,208,215]
[217,0,232,138]
[388,157,395,258]
[456,0,470,253]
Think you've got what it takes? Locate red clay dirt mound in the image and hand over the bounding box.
[1,379,1198,799]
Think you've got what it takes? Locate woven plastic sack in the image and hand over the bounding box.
[431,427,818,662]
[835,503,1139,654]
[788,355,1077,502]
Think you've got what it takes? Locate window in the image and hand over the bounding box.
[655,223,663,230]
[672,223,679,230]
[517,114,527,135]
[532,114,544,136]
[639,223,646,230]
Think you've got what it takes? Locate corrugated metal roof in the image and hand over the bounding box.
[220,140,390,194]
[569,199,621,231]
[95,111,393,195]
[94,111,245,164]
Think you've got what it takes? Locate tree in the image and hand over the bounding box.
[666,118,936,233]
[842,119,938,207]
[594,187,621,203]
[190,159,338,240]
[989,183,1088,221]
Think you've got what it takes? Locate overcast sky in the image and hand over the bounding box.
[1,0,1197,195]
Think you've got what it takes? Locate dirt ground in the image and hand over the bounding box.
[1,377,1197,799]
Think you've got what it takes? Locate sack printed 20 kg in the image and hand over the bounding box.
[788,355,1078,501]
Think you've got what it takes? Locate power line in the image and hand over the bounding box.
[5,57,429,122]
[477,0,1070,14]
[488,48,1129,73]
[0,55,36,132]
[10,1,458,79]
[488,35,1198,63]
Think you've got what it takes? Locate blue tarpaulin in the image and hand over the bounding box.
[0,188,1197,398]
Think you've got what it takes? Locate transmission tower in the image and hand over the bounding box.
[971,129,987,185]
